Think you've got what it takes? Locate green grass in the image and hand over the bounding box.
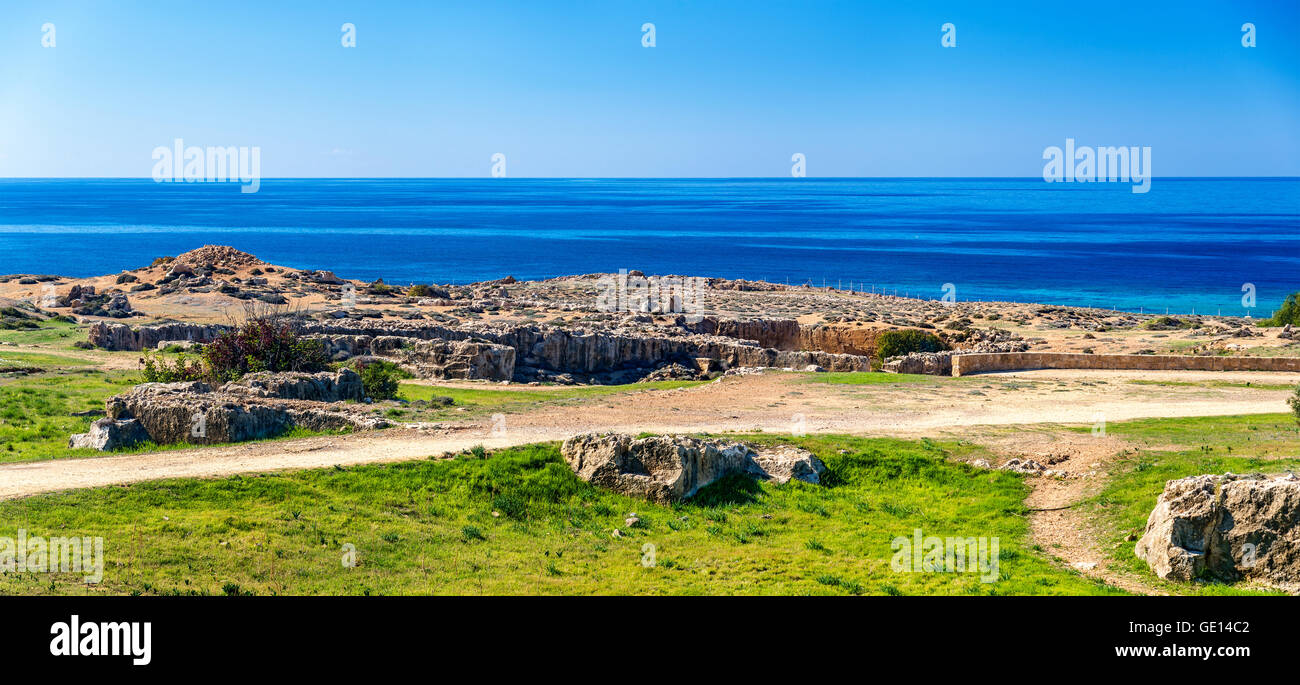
[0,369,353,463]
[394,379,705,420]
[0,320,89,349]
[0,350,95,370]
[1078,413,1300,595]
[0,369,140,462]
[0,435,1122,596]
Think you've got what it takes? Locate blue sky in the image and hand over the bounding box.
[1,0,1296,177]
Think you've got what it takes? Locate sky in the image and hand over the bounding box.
[0,0,1297,178]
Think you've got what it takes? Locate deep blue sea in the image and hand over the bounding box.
[1,178,1296,315]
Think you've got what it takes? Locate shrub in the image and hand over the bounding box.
[1289,386,1300,425]
[141,351,205,383]
[1143,316,1190,330]
[351,359,407,400]
[408,284,432,297]
[201,317,327,383]
[875,329,949,361]
[1261,292,1300,327]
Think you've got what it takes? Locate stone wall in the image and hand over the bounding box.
[951,352,1300,376]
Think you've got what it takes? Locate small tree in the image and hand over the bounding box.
[201,317,327,382]
[1289,386,1300,425]
[1263,292,1300,327]
[140,350,205,383]
[352,359,408,400]
[875,329,949,362]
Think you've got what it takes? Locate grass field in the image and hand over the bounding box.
[0,369,140,463]
[389,379,706,421]
[1077,413,1300,595]
[0,434,1123,596]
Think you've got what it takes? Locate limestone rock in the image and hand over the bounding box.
[220,368,364,402]
[68,418,149,451]
[561,433,755,504]
[746,444,827,485]
[1136,473,1300,591]
[561,433,825,503]
[97,380,385,447]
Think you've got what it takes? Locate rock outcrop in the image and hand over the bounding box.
[90,318,876,383]
[390,339,516,381]
[88,321,230,351]
[219,368,365,402]
[68,417,150,451]
[561,433,826,503]
[748,444,828,484]
[882,351,953,375]
[1135,473,1300,591]
[95,378,386,449]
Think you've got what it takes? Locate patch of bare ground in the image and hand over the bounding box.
[969,428,1161,595]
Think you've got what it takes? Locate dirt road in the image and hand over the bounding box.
[1,368,1293,502]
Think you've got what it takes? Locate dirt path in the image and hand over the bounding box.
[1,368,1294,596]
[2,369,1293,507]
[968,429,1162,594]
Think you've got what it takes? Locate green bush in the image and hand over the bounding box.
[352,359,408,400]
[140,351,205,383]
[1289,386,1300,425]
[875,329,949,361]
[1261,292,1300,327]
[201,317,327,383]
[407,284,431,297]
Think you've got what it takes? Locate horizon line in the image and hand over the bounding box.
[2,176,1298,181]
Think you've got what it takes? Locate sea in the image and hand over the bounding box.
[0,178,1296,316]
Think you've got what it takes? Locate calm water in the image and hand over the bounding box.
[1,178,1296,314]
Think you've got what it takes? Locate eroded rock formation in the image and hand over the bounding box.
[1135,473,1300,592]
[561,433,827,503]
[90,378,387,449]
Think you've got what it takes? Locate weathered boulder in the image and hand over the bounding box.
[637,363,699,382]
[219,368,364,402]
[392,339,516,381]
[99,381,385,447]
[88,322,230,351]
[747,444,827,485]
[561,433,826,503]
[1135,473,1300,591]
[883,351,954,375]
[68,418,149,451]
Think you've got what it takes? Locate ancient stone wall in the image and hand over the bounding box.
[951,352,1300,376]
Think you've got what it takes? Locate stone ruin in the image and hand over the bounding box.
[68,368,387,451]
